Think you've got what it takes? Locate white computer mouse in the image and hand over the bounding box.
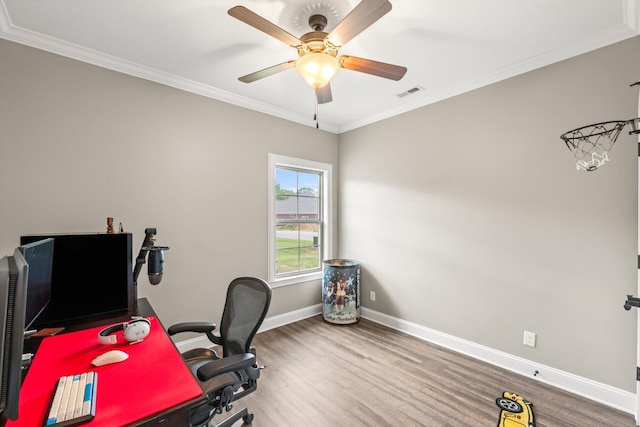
[91,349,129,367]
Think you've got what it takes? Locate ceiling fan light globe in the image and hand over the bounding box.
[296,53,339,89]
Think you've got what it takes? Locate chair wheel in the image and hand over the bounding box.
[242,412,254,424]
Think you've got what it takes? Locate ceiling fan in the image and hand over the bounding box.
[228,0,407,104]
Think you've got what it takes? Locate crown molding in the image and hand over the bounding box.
[1,0,637,136]
[0,3,339,134]
[337,19,640,133]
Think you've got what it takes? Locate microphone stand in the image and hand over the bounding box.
[132,228,169,300]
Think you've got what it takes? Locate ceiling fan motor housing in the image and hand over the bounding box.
[309,14,328,31]
[298,32,339,58]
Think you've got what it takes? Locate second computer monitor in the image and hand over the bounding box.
[18,238,54,330]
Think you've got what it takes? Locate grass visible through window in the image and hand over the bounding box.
[276,238,319,273]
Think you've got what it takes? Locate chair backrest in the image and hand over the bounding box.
[219,277,272,357]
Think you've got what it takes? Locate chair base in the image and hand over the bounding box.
[211,407,253,427]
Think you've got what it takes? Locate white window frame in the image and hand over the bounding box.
[268,153,332,288]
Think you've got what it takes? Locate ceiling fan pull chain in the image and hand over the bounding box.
[314,96,319,129]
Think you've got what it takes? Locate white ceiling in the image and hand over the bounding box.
[1,1,638,134]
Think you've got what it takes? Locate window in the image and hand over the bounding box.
[268,154,332,287]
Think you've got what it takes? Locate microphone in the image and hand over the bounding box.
[147,249,165,285]
[133,228,169,289]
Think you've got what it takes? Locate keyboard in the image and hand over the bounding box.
[44,372,97,427]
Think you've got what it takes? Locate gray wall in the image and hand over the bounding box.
[2,34,640,394]
[338,36,640,391]
[0,39,338,329]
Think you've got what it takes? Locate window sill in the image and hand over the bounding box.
[269,271,322,288]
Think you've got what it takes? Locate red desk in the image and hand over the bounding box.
[8,302,205,427]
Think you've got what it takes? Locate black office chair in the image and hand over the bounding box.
[167,277,272,427]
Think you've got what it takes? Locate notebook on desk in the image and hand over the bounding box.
[8,317,204,427]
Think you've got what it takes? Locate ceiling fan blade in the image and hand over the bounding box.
[326,0,392,47]
[238,60,297,83]
[316,83,333,104]
[229,6,301,47]
[339,55,407,81]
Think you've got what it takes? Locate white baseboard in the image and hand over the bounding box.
[174,334,211,354]
[174,304,323,354]
[174,304,635,415]
[360,307,636,415]
[259,303,323,332]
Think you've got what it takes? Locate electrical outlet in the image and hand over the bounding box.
[523,331,536,348]
[369,291,376,301]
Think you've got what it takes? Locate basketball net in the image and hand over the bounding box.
[561,120,638,171]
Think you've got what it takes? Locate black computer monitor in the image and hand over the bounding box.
[0,249,29,421]
[18,238,54,331]
[20,233,133,325]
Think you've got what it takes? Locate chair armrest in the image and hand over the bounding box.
[197,353,256,382]
[167,322,221,345]
[167,321,216,335]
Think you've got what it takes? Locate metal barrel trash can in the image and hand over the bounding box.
[322,259,360,324]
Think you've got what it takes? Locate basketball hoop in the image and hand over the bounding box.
[560,118,640,171]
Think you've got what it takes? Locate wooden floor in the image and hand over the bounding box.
[215,315,636,426]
